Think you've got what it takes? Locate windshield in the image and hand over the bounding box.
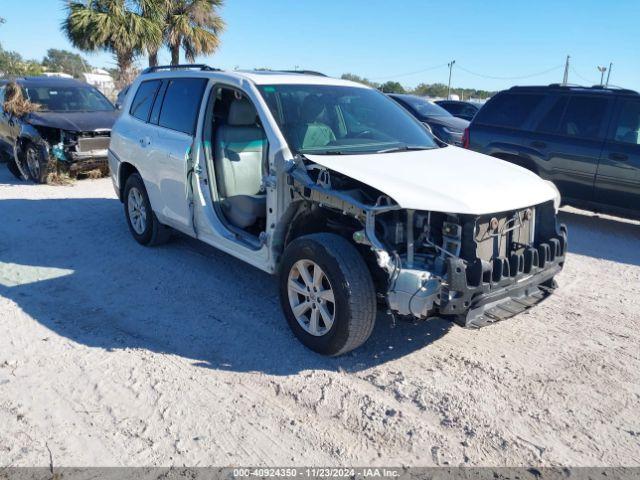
[397,95,452,118]
[258,84,438,155]
[24,85,114,112]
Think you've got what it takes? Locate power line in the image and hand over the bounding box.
[570,66,598,85]
[455,64,563,80]
[369,63,448,80]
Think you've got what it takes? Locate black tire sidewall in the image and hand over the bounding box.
[7,159,24,180]
[123,173,154,245]
[279,236,362,355]
[25,144,49,184]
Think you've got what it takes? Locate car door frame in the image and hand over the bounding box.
[526,92,615,203]
[143,76,209,234]
[189,75,293,274]
[593,94,640,215]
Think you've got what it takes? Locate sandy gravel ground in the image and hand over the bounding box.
[0,167,639,467]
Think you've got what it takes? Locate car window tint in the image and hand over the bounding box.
[158,78,208,135]
[559,96,609,139]
[612,99,640,145]
[475,93,545,129]
[535,96,569,133]
[445,103,463,114]
[130,80,161,122]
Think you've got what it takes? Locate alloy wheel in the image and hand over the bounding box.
[127,187,147,235]
[287,259,336,336]
[26,147,41,180]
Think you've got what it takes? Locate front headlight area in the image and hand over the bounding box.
[361,209,466,318]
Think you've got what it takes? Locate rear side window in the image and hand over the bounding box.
[535,96,569,133]
[444,103,463,114]
[475,92,545,129]
[612,98,640,145]
[158,78,208,135]
[130,80,161,121]
[558,96,609,139]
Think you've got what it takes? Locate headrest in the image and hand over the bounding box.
[301,95,325,123]
[228,98,258,126]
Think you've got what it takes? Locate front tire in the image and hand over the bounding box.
[279,233,376,356]
[24,143,50,184]
[123,173,171,246]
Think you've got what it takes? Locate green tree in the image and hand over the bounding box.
[0,43,44,76]
[380,81,405,94]
[62,0,163,87]
[145,0,225,66]
[341,73,380,89]
[42,49,90,77]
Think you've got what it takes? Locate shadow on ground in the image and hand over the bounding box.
[0,197,452,375]
[558,209,640,267]
[1,196,637,375]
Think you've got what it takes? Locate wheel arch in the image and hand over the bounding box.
[490,151,540,175]
[280,203,388,295]
[118,162,140,202]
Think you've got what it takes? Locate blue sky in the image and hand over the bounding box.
[1,0,639,92]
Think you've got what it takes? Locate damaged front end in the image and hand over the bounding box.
[47,129,111,174]
[287,159,567,328]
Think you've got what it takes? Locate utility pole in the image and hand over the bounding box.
[597,66,607,86]
[447,60,455,99]
[562,55,570,85]
[605,62,613,87]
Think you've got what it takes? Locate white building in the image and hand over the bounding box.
[82,68,116,100]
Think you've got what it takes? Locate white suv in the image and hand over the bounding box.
[109,65,567,356]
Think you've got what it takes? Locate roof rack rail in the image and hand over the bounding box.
[141,64,220,74]
[279,69,327,77]
[512,83,639,96]
[588,84,639,94]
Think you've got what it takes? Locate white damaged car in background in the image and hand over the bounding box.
[108,66,567,356]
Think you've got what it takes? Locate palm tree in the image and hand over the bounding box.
[146,0,225,67]
[62,0,163,87]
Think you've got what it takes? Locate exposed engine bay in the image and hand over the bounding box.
[286,157,567,328]
[34,127,111,174]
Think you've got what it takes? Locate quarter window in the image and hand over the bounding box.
[130,80,161,122]
[558,96,609,139]
[158,78,208,135]
[612,99,640,145]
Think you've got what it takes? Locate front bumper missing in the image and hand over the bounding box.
[439,226,567,328]
[451,264,560,328]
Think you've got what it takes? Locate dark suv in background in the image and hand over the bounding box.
[435,99,483,121]
[466,85,640,219]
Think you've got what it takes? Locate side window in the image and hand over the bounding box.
[475,93,545,129]
[0,86,5,106]
[158,78,208,135]
[446,103,463,114]
[558,96,609,139]
[130,80,161,122]
[535,96,569,134]
[611,99,640,145]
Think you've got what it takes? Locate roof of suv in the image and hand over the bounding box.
[137,65,369,88]
[507,84,639,96]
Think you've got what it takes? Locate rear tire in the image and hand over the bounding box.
[123,173,171,246]
[279,233,376,356]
